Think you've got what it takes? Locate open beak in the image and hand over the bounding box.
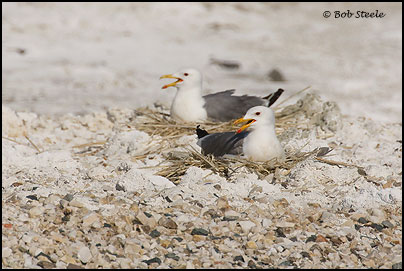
[233,118,256,133]
[160,74,183,89]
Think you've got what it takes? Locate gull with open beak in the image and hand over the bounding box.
[196,106,285,162]
[160,68,283,123]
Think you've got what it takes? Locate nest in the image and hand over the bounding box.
[132,86,312,139]
[151,145,326,184]
[128,87,328,184]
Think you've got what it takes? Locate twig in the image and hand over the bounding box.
[272,86,311,108]
[72,141,107,148]
[315,157,358,168]
[24,135,41,153]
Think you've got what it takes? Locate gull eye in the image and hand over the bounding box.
[255,112,261,116]
[184,73,189,76]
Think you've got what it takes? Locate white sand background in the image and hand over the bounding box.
[2,2,402,269]
[2,2,402,123]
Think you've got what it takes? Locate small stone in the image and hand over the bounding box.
[26,194,38,201]
[213,184,221,190]
[262,218,272,228]
[149,229,161,238]
[279,260,294,267]
[248,260,257,268]
[142,257,161,265]
[69,199,84,208]
[165,253,180,261]
[173,237,183,242]
[362,259,376,268]
[224,209,239,218]
[158,216,177,229]
[82,212,99,227]
[275,227,286,237]
[203,209,220,219]
[191,228,209,236]
[78,246,92,263]
[223,216,238,221]
[160,239,171,248]
[381,220,394,228]
[301,251,312,259]
[216,197,230,210]
[29,206,44,218]
[137,211,157,228]
[246,240,258,249]
[330,236,343,246]
[106,245,117,255]
[115,183,126,192]
[315,234,327,243]
[66,263,84,269]
[234,255,244,262]
[63,194,74,202]
[268,68,285,81]
[358,217,369,224]
[370,223,384,232]
[238,220,256,234]
[275,221,295,228]
[37,261,56,269]
[306,235,317,243]
[2,247,12,257]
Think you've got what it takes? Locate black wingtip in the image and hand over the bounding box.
[196,125,209,139]
[263,88,284,107]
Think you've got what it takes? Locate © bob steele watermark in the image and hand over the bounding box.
[323,10,386,19]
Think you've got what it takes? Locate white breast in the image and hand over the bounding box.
[171,88,208,122]
[243,128,284,162]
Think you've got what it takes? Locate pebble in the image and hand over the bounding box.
[306,235,317,243]
[381,220,394,228]
[239,220,256,234]
[2,247,12,257]
[137,211,157,228]
[66,263,84,269]
[142,257,161,265]
[149,229,161,238]
[77,246,92,263]
[82,212,99,227]
[315,235,327,243]
[358,217,369,224]
[158,216,177,229]
[37,261,56,269]
[63,194,74,202]
[246,240,258,249]
[28,206,44,218]
[191,228,209,236]
[165,253,180,261]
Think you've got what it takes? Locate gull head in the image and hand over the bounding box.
[160,68,202,90]
[234,106,275,133]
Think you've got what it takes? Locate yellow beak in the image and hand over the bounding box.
[233,118,256,133]
[160,74,183,89]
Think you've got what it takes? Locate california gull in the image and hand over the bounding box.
[196,106,285,162]
[160,68,283,122]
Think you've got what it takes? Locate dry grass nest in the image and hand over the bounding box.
[125,87,339,184]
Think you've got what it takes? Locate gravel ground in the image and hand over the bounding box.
[2,93,402,268]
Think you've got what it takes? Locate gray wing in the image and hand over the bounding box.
[197,131,249,157]
[203,90,265,122]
